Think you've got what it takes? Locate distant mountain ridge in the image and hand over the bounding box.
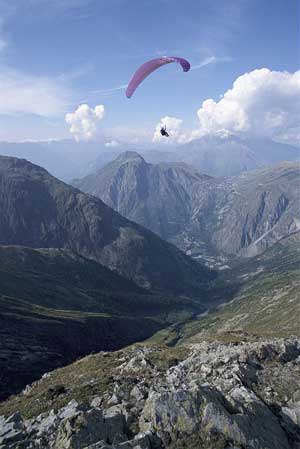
[0,140,118,181]
[74,152,300,265]
[89,135,300,178]
[0,134,298,182]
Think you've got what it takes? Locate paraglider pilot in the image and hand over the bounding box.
[160,125,169,137]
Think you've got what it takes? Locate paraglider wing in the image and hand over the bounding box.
[126,56,190,98]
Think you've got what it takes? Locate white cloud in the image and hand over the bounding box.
[153,69,300,147]
[65,103,105,141]
[191,56,217,70]
[105,140,119,148]
[153,116,192,144]
[0,68,69,116]
[191,55,233,71]
[91,84,127,98]
[196,68,300,144]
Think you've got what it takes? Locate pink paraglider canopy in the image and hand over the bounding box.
[126,56,190,98]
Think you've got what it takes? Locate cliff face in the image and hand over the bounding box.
[210,162,300,258]
[74,154,300,264]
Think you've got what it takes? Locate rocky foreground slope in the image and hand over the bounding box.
[1,338,300,449]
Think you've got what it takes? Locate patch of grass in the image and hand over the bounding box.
[0,350,121,419]
[142,344,189,371]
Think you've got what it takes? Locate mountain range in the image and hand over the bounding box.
[0,140,111,181]
[89,134,300,178]
[0,134,299,182]
[0,155,213,294]
[74,152,300,266]
[145,135,300,177]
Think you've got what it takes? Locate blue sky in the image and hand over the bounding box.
[0,0,299,142]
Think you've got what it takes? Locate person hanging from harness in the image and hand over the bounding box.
[160,125,169,137]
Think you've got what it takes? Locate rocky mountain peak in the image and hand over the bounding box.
[115,151,145,163]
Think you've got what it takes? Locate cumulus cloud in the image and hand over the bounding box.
[65,104,105,141]
[0,68,68,116]
[153,116,193,144]
[152,70,300,147]
[196,68,300,144]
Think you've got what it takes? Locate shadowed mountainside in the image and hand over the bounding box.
[0,245,206,401]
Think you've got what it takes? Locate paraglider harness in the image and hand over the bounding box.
[160,125,169,137]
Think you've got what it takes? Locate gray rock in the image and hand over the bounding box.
[55,409,107,448]
[130,387,145,402]
[90,397,102,408]
[281,404,300,426]
[0,412,26,449]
